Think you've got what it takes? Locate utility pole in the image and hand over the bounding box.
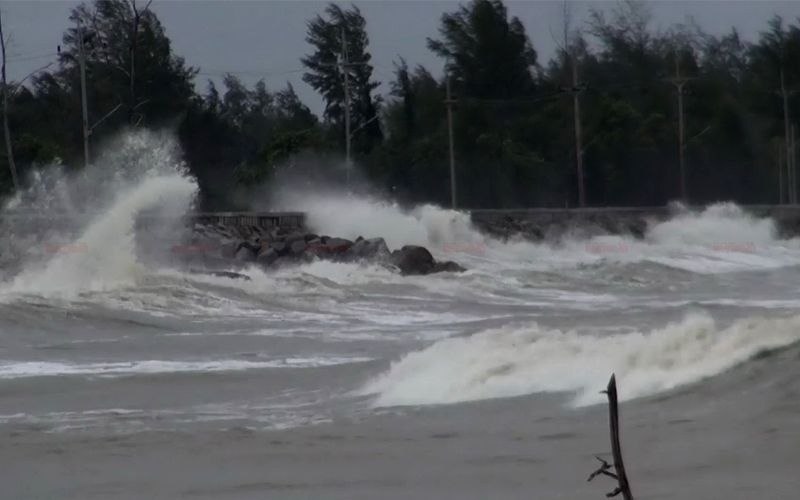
[668,54,689,202]
[0,9,18,191]
[571,54,585,207]
[445,61,457,209]
[128,0,152,125]
[791,124,797,204]
[777,141,785,204]
[780,68,794,204]
[77,19,90,168]
[340,28,352,186]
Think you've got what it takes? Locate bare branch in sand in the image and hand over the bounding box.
[587,374,634,500]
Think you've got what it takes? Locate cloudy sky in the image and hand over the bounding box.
[2,0,798,115]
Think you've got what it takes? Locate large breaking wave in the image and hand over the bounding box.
[362,311,800,407]
[1,131,197,296]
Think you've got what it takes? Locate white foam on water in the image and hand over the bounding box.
[8,175,195,295]
[274,190,481,251]
[276,192,800,276]
[0,356,373,379]
[1,131,197,297]
[362,312,800,408]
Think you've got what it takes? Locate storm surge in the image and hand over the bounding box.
[1,131,197,296]
[3,142,800,427]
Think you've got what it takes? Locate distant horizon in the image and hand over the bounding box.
[2,0,798,117]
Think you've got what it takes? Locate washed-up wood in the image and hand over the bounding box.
[587,374,634,500]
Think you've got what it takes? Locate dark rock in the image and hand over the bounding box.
[391,245,435,275]
[307,237,352,257]
[256,248,279,266]
[431,260,466,274]
[234,246,256,262]
[270,241,287,255]
[285,232,306,246]
[219,241,239,258]
[347,237,389,261]
[304,233,319,242]
[289,239,307,256]
[326,237,353,253]
[235,240,261,255]
[189,269,251,281]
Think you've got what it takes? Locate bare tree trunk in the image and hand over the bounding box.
[0,9,18,192]
[588,374,634,500]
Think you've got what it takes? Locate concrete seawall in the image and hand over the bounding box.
[2,211,307,233]
[6,206,800,238]
[469,205,800,239]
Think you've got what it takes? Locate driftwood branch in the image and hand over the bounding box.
[587,374,634,500]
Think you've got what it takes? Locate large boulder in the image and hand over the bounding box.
[289,239,308,256]
[347,237,390,262]
[256,247,279,266]
[285,232,307,246]
[234,244,257,262]
[390,245,435,275]
[308,237,353,258]
[270,241,288,256]
[390,245,465,275]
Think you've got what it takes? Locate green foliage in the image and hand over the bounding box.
[301,3,382,154]
[1,0,799,209]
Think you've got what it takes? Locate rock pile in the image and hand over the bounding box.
[178,223,465,276]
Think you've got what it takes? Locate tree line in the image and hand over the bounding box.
[0,0,798,209]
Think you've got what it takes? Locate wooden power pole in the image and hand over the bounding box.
[669,55,689,202]
[571,54,585,207]
[77,19,90,168]
[0,9,18,191]
[445,62,457,209]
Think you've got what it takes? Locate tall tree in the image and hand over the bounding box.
[428,0,537,99]
[61,0,196,133]
[301,3,382,154]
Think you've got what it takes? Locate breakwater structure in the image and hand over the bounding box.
[6,205,800,239]
[468,205,800,239]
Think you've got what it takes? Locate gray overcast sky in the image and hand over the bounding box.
[2,0,799,116]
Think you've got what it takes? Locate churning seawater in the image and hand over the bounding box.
[1,132,799,499]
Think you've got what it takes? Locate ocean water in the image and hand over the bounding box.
[1,132,799,498]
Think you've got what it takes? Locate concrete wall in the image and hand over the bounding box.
[3,211,307,233]
[469,205,800,238]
